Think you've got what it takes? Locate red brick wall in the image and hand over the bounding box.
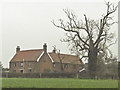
[53,62,81,73]
[9,61,38,73]
[36,52,53,73]
[9,52,82,73]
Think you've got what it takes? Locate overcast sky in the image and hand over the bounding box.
[1,0,118,68]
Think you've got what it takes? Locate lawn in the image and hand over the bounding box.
[2,78,118,88]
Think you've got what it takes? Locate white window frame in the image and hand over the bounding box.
[20,62,24,67]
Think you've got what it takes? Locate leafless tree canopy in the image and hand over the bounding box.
[52,2,117,62]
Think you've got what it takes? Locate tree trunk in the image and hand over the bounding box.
[88,46,98,79]
[60,60,64,72]
[118,62,120,79]
[88,39,98,79]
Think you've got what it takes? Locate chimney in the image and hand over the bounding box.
[16,46,20,53]
[52,49,56,53]
[43,43,47,52]
[52,48,56,53]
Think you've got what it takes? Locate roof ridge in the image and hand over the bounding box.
[49,52,78,57]
[47,53,54,63]
[21,49,43,52]
[37,51,44,62]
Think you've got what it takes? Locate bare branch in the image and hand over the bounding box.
[107,39,117,48]
[84,14,91,37]
[52,20,89,46]
[94,2,117,46]
[52,2,117,65]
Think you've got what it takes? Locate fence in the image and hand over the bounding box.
[2,72,118,79]
[2,72,78,78]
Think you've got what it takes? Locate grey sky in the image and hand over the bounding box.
[1,0,118,68]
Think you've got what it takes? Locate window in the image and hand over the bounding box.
[13,70,16,72]
[52,62,55,67]
[28,62,31,67]
[20,69,24,73]
[73,64,76,69]
[20,62,24,67]
[13,63,16,67]
[28,69,32,73]
[64,64,68,68]
[53,64,55,67]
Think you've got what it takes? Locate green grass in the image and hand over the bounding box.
[1,78,118,88]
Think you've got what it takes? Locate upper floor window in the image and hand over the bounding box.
[20,62,24,67]
[64,64,68,69]
[13,63,16,67]
[28,62,31,67]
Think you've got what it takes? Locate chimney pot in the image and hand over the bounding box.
[16,46,20,53]
[43,43,47,52]
[52,48,56,53]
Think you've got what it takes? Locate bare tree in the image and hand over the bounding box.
[52,2,117,78]
[52,46,65,72]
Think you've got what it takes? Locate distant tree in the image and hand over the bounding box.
[0,61,3,69]
[96,53,106,77]
[52,2,117,78]
[105,57,118,79]
[0,61,3,73]
[96,54,118,79]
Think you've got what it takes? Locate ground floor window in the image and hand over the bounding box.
[64,64,68,68]
[13,70,16,72]
[20,69,24,73]
[13,63,16,67]
[73,64,76,69]
[28,69,32,73]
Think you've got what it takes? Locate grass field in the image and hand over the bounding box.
[2,78,118,88]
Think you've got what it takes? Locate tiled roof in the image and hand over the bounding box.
[10,49,83,64]
[49,53,82,64]
[10,49,43,62]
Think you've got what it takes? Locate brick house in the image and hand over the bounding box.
[9,43,84,73]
